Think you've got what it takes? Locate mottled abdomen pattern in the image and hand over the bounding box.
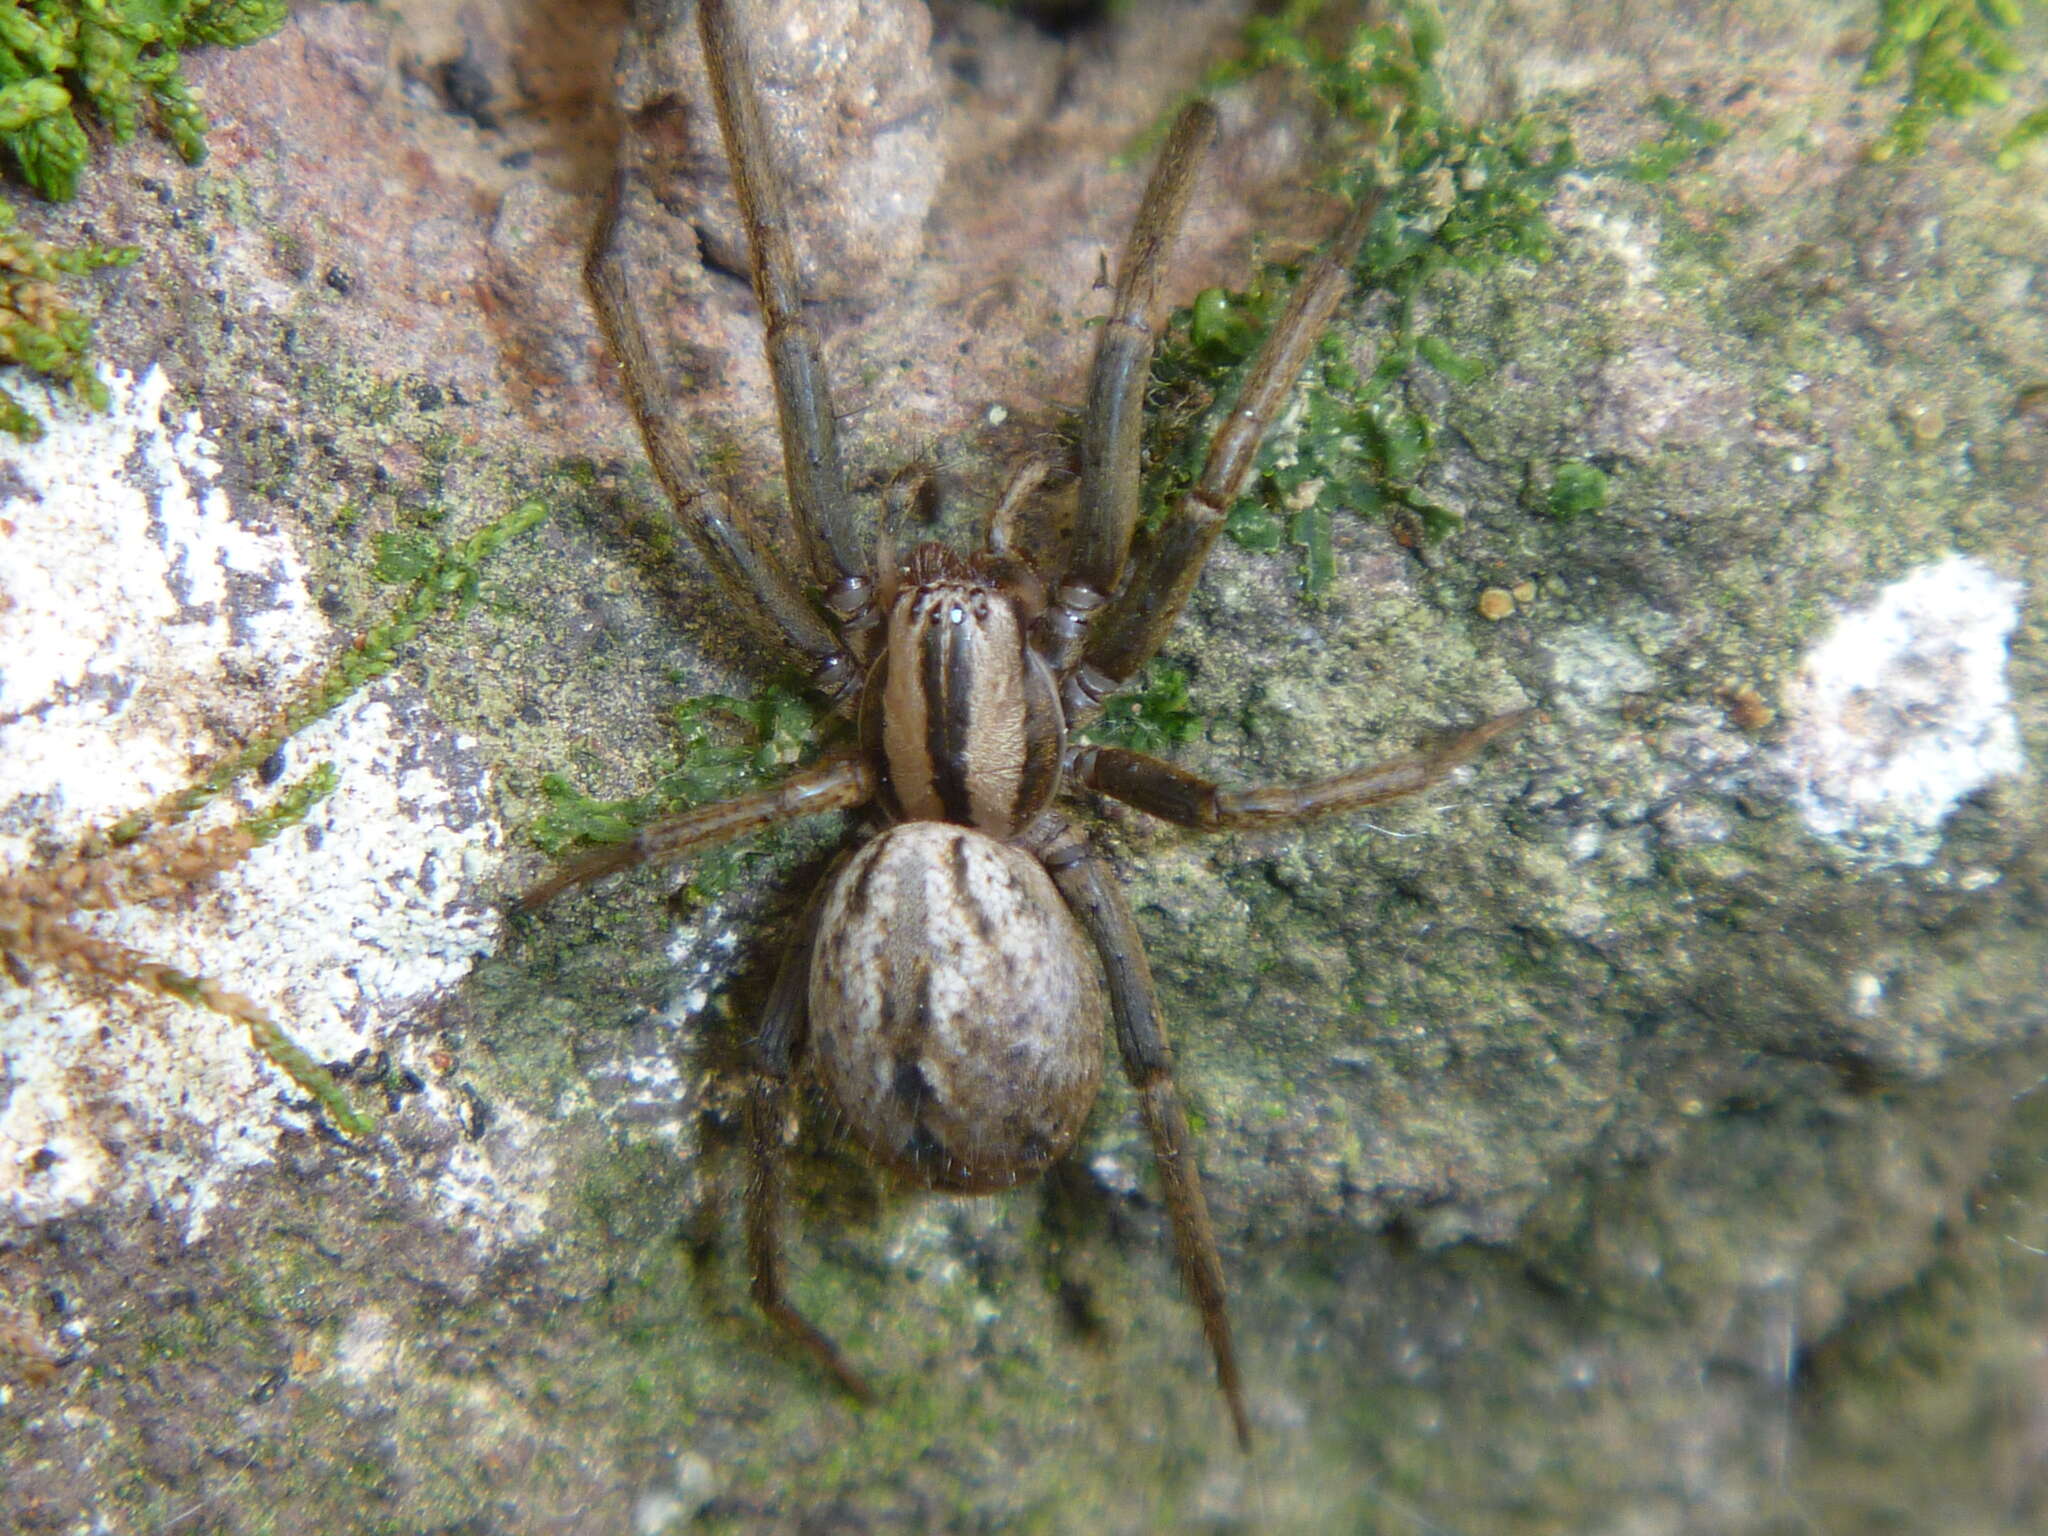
[810,822,1106,1192]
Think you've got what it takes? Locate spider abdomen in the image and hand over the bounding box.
[809,822,1105,1194]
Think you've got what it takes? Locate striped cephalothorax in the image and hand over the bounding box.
[530,0,1527,1452]
[865,545,1064,837]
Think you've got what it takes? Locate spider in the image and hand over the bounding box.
[525,0,1527,1449]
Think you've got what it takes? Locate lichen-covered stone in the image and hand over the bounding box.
[4,0,2046,1531]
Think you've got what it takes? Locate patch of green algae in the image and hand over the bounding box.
[1862,0,2048,166]
[1145,0,1575,589]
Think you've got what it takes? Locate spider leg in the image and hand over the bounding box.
[1064,185,1384,722]
[1041,102,1218,671]
[1066,711,1531,829]
[746,854,875,1403]
[699,0,874,630]
[1026,813,1252,1452]
[588,171,857,701]
[514,754,875,910]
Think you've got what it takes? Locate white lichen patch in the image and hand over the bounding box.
[0,368,532,1240]
[1541,623,1660,711]
[0,368,330,808]
[431,1096,554,1247]
[331,1306,404,1388]
[1553,178,1663,294]
[1778,556,2026,866]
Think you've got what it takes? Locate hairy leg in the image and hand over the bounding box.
[699,0,873,629]
[1039,103,1218,673]
[1066,184,1385,721]
[745,856,874,1403]
[587,170,856,700]
[1024,813,1251,1451]
[1066,711,1530,830]
[514,755,875,910]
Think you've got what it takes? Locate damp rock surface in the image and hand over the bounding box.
[2,0,2045,1532]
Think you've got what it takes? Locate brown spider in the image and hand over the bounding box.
[526,0,1526,1449]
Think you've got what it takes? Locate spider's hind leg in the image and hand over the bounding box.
[1026,813,1252,1452]
[744,853,874,1404]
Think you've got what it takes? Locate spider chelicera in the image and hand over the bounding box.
[524,0,1526,1449]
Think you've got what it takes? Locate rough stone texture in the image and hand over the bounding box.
[1,368,516,1237]
[613,0,946,296]
[2,0,2046,1532]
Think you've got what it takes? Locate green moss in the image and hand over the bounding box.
[533,680,823,850]
[1995,102,2048,165]
[237,760,338,845]
[368,528,446,585]
[530,678,830,908]
[0,0,286,200]
[177,964,376,1136]
[1619,93,1731,183]
[1861,0,2047,163]
[1,0,289,436]
[110,500,550,845]
[1080,664,1203,755]
[1544,459,1610,521]
[0,196,133,436]
[1144,0,1573,591]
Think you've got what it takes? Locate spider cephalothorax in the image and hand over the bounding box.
[526,0,1527,1450]
[862,542,1066,837]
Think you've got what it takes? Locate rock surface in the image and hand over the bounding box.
[2,1,2045,1532]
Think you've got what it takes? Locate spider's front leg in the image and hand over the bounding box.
[699,0,873,633]
[1024,814,1252,1452]
[1066,184,1385,722]
[1040,101,1218,672]
[586,171,855,699]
